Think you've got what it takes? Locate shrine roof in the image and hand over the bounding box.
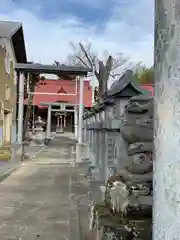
[107,70,151,97]
[24,79,92,108]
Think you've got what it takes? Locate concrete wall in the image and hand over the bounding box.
[0,38,17,146]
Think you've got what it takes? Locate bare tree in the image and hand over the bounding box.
[66,42,135,99]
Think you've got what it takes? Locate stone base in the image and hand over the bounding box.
[30,141,45,147]
[30,138,45,147]
[30,132,45,146]
[56,127,64,133]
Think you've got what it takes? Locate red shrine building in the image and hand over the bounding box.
[141,84,154,96]
[24,79,92,132]
[30,79,92,108]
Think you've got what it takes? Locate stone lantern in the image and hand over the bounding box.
[31,116,45,146]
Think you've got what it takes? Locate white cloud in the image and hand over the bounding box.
[0,1,154,67]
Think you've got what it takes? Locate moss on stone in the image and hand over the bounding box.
[94,203,125,226]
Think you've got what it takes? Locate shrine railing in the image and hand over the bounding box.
[81,70,151,183]
[82,97,129,183]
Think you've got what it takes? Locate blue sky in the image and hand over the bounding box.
[0,0,154,67]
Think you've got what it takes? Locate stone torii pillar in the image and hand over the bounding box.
[17,72,25,144]
[46,105,51,138]
[154,1,180,239]
[74,106,78,140]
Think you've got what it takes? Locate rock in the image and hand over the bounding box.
[126,152,153,174]
[120,99,153,144]
[116,168,152,184]
[128,142,153,155]
[125,101,150,113]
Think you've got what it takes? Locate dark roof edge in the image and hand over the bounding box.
[11,24,27,63]
[131,81,152,96]
[107,70,151,97]
[15,63,91,74]
[123,70,151,95]
[19,25,27,63]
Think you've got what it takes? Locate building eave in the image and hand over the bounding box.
[15,63,91,76]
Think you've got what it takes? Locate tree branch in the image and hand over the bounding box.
[79,42,94,69]
[74,54,90,68]
[67,41,136,98]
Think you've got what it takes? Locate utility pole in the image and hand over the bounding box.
[154,1,180,239]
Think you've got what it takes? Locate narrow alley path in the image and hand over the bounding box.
[0,135,91,240]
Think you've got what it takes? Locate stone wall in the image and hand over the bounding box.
[82,95,153,239]
[82,71,152,239]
